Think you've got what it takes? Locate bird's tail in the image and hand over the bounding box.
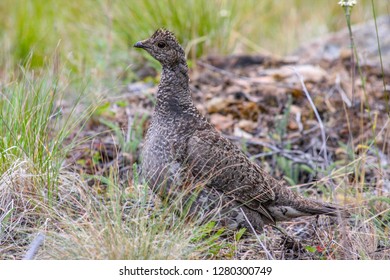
[297,199,349,218]
[268,189,349,221]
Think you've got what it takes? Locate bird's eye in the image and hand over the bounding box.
[157,42,166,48]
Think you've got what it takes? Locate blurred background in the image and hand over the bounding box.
[0,0,387,77]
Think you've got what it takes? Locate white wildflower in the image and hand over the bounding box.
[219,9,230,18]
[338,0,357,7]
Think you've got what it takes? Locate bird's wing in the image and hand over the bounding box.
[185,128,277,223]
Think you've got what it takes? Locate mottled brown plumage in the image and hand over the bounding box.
[134,29,343,231]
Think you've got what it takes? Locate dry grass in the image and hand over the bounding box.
[1,149,389,259]
[0,160,206,259]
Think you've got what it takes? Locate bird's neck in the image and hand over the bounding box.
[155,61,196,116]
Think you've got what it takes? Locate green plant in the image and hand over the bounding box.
[0,67,90,182]
[270,95,315,184]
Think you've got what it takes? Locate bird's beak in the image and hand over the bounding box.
[134,41,145,49]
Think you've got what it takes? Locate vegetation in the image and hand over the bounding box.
[0,0,389,259]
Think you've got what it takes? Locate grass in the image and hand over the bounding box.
[38,173,202,260]
[0,63,96,259]
[98,112,147,157]
[0,0,389,260]
[1,67,73,177]
[337,0,390,258]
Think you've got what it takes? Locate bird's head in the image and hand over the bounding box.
[134,29,185,68]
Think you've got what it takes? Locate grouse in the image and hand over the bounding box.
[134,29,344,231]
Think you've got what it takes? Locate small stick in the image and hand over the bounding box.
[23,233,45,260]
[292,68,330,169]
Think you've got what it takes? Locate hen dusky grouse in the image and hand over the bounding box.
[134,29,343,231]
